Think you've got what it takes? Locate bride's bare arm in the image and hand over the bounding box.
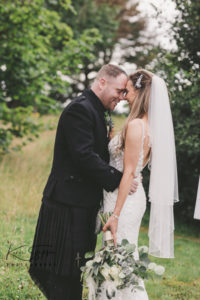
[103,119,143,244]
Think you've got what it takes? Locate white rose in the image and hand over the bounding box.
[129,267,133,272]
[154,265,165,276]
[101,266,110,280]
[86,260,93,268]
[148,262,157,271]
[119,272,126,279]
[138,246,149,253]
[94,256,102,263]
[110,265,121,280]
[115,279,123,287]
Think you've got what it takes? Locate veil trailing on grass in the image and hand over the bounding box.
[148,75,179,258]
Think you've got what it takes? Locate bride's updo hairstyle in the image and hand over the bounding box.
[120,69,153,149]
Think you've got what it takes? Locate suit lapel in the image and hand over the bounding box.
[83,89,108,136]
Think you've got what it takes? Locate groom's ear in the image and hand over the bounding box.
[99,77,106,90]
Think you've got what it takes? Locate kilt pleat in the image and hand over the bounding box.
[29,198,98,276]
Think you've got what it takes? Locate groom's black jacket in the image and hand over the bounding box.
[43,89,122,207]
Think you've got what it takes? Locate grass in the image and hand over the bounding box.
[0,114,200,300]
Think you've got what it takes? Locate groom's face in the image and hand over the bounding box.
[99,73,128,111]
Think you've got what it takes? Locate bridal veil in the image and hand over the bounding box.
[148,75,179,258]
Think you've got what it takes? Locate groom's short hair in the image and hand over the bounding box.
[96,64,127,80]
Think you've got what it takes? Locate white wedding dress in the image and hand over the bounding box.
[99,120,149,300]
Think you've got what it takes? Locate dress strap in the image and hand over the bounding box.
[139,119,145,165]
[140,119,145,145]
[134,119,145,177]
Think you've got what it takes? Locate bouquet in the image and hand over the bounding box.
[81,212,165,300]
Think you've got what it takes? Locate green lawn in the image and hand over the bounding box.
[0,115,200,300]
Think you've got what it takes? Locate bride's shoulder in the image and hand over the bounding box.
[126,119,143,140]
[127,118,143,131]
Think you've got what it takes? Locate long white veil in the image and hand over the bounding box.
[148,75,179,258]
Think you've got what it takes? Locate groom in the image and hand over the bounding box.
[29,64,138,300]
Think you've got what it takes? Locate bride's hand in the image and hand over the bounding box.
[102,215,118,246]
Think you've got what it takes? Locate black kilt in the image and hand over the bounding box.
[29,198,99,277]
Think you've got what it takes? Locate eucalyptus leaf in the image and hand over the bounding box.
[133,285,144,291]
[85,251,95,259]
[125,243,136,253]
[121,239,129,246]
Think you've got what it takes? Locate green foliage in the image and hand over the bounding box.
[150,0,200,220]
[0,0,72,109]
[67,0,120,59]
[0,0,100,154]
[64,0,147,94]
[0,104,41,155]
[81,237,156,297]
[172,0,200,71]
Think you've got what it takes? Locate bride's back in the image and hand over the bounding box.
[140,117,151,168]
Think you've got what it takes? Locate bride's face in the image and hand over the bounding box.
[124,80,138,107]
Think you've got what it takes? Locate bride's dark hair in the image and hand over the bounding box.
[120,69,153,149]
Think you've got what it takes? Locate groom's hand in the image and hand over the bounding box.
[129,177,138,195]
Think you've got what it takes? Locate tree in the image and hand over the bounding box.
[172,0,200,72]
[151,0,200,221]
[0,0,100,154]
[63,0,148,95]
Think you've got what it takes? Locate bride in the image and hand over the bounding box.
[99,69,179,299]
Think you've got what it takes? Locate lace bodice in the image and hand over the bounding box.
[108,119,146,178]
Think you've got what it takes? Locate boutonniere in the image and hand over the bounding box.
[104,110,114,140]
